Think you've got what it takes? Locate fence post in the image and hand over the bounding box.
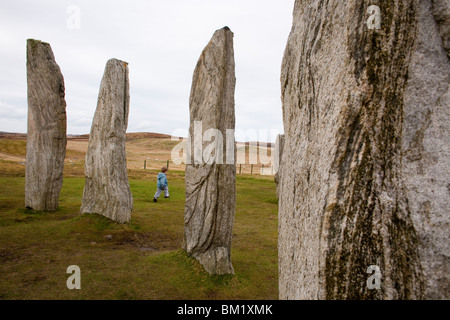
[144,160,146,170]
[251,164,253,175]
[167,160,169,169]
[239,164,242,175]
[262,164,264,175]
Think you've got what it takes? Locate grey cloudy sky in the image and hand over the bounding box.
[0,0,294,141]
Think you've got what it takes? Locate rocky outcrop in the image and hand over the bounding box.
[25,39,67,211]
[80,59,133,224]
[279,0,449,300]
[183,27,236,275]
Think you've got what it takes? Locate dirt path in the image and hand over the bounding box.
[0,152,25,163]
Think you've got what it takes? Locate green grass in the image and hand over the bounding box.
[0,169,278,300]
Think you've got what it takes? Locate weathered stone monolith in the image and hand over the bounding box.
[25,39,67,211]
[279,0,449,299]
[183,27,236,275]
[80,58,133,224]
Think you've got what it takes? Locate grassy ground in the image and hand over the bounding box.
[0,157,278,299]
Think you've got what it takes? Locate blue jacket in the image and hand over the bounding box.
[157,172,168,189]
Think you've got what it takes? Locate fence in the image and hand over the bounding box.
[140,159,276,176]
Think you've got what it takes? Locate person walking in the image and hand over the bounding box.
[153,167,169,202]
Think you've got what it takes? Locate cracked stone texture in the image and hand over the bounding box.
[432,0,450,57]
[183,27,236,275]
[279,0,449,299]
[25,39,67,211]
[80,58,133,224]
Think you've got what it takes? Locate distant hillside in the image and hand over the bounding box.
[0,132,174,141]
[0,132,27,139]
[126,132,174,140]
[0,131,275,147]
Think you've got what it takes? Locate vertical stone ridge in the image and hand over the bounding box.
[324,0,424,300]
[274,134,285,199]
[401,0,450,299]
[123,61,129,129]
[25,39,67,212]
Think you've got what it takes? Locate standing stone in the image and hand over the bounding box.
[80,59,133,224]
[274,134,285,199]
[25,39,67,211]
[279,0,449,300]
[183,27,236,275]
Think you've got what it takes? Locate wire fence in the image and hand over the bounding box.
[135,140,277,176]
[139,159,276,176]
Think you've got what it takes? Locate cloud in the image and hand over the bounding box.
[0,101,27,120]
[0,0,294,141]
[0,101,27,133]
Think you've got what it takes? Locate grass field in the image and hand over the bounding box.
[0,135,278,300]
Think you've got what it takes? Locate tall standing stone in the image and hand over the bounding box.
[279,1,449,299]
[183,27,236,275]
[25,39,67,211]
[80,59,133,224]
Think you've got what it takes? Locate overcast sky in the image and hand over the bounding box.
[0,0,294,142]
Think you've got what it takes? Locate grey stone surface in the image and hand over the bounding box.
[279,0,449,299]
[432,0,450,57]
[403,0,450,300]
[274,134,285,199]
[183,27,236,275]
[80,58,133,224]
[25,39,67,211]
